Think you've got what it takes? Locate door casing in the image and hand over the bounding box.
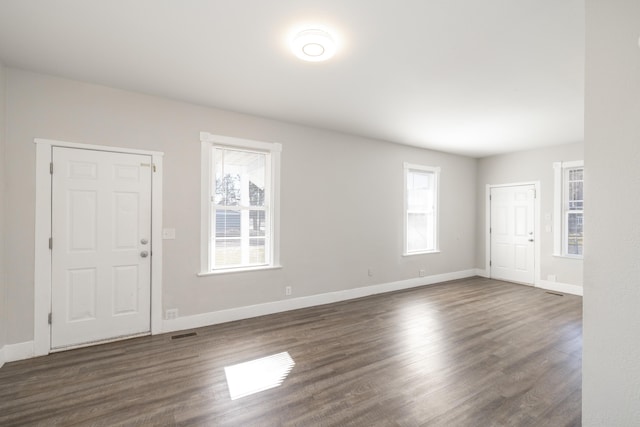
[485,181,541,285]
[34,138,164,356]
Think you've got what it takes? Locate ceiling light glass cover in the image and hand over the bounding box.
[291,28,337,62]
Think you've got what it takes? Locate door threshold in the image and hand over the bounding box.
[50,331,150,353]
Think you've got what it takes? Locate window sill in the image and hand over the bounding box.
[198,265,283,277]
[403,250,441,257]
[552,254,584,260]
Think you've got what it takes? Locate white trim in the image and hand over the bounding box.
[197,264,283,277]
[199,132,282,274]
[553,160,584,258]
[34,142,52,357]
[485,185,491,278]
[0,346,5,368]
[553,162,563,255]
[486,181,541,286]
[402,250,441,257]
[33,138,163,356]
[4,341,35,362]
[163,269,477,333]
[403,162,440,256]
[536,280,583,296]
[150,155,164,334]
[33,138,164,156]
[200,132,282,153]
[200,140,211,277]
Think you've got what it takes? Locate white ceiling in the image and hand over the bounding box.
[0,0,584,158]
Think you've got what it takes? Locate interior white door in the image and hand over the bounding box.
[51,147,152,349]
[490,185,535,285]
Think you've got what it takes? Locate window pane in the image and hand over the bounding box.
[215,209,241,238]
[407,171,433,211]
[249,210,266,237]
[568,168,583,181]
[249,180,265,207]
[249,238,266,264]
[214,149,266,207]
[569,180,583,204]
[567,212,583,255]
[214,149,241,206]
[407,213,434,252]
[215,239,242,268]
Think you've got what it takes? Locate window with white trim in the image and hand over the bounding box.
[553,161,584,258]
[200,132,281,273]
[404,163,440,255]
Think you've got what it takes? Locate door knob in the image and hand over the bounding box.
[140,251,149,258]
[140,238,148,245]
[528,239,534,242]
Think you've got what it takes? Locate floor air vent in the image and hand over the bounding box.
[546,291,564,297]
[171,332,197,340]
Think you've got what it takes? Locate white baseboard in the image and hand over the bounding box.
[0,346,5,368]
[163,269,478,333]
[536,279,583,296]
[474,267,581,296]
[4,341,35,363]
[474,268,490,278]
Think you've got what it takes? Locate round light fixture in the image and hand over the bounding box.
[291,28,337,62]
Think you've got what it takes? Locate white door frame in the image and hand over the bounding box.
[34,138,164,357]
[485,181,541,286]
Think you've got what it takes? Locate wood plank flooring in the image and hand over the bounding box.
[0,277,582,426]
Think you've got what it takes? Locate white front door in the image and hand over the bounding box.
[490,185,535,285]
[51,147,152,349]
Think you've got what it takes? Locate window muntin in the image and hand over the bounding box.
[553,160,584,258]
[404,163,440,255]
[201,133,281,273]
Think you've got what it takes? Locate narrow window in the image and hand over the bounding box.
[553,161,584,258]
[404,163,440,255]
[201,133,281,273]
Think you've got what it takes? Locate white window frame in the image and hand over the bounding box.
[403,162,441,256]
[553,160,584,259]
[199,132,282,275]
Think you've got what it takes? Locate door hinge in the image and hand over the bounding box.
[490,260,492,267]
[489,227,492,234]
[489,195,492,201]
[50,162,53,174]
[48,313,52,325]
[152,163,157,172]
[49,237,52,250]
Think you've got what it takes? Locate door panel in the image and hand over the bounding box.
[67,268,97,321]
[490,185,535,285]
[51,147,152,349]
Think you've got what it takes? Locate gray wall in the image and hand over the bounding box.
[476,142,584,286]
[3,68,477,344]
[0,62,6,356]
[583,0,640,424]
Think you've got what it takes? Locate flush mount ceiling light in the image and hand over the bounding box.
[290,28,337,62]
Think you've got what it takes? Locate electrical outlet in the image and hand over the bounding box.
[165,308,178,320]
[285,286,292,296]
[419,269,426,277]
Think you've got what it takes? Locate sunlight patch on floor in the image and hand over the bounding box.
[224,351,295,400]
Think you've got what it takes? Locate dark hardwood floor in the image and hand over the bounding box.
[0,277,582,426]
